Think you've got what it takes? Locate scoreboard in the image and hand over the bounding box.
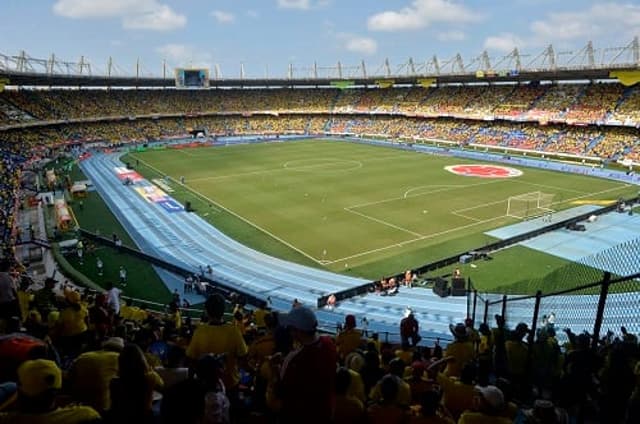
[175,68,209,88]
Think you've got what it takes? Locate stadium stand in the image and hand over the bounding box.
[2,76,640,423]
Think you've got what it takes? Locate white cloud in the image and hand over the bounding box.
[529,3,640,42]
[53,0,185,31]
[156,44,213,68]
[436,30,466,42]
[123,5,185,30]
[247,10,259,18]
[368,0,482,32]
[484,2,640,51]
[343,35,378,56]
[483,33,525,52]
[211,10,235,24]
[277,0,311,10]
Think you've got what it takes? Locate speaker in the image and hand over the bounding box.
[432,278,449,297]
[451,278,467,296]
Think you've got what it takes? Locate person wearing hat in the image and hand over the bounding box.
[274,306,337,424]
[443,323,475,378]
[336,314,364,361]
[458,385,511,424]
[0,359,100,423]
[400,312,421,348]
[67,337,123,413]
[52,290,89,358]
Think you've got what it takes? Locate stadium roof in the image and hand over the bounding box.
[1,67,636,88]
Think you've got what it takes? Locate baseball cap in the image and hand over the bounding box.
[102,337,125,352]
[279,306,317,332]
[474,385,505,411]
[17,359,62,397]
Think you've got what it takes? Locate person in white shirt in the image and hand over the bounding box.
[119,266,127,287]
[106,282,122,316]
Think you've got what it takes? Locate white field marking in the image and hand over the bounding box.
[325,213,510,265]
[347,179,503,210]
[129,154,222,212]
[403,185,467,199]
[326,183,634,265]
[451,211,483,222]
[188,153,408,183]
[283,158,363,172]
[131,154,325,264]
[175,149,198,157]
[511,179,586,194]
[342,207,424,237]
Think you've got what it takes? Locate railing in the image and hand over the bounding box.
[472,272,640,347]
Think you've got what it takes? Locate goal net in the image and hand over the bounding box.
[506,191,555,219]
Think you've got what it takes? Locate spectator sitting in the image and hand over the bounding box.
[67,337,123,413]
[196,353,231,424]
[0,359,100,423]
[458,385,511,424]
[367,375,409,424]
[154,344,189,390]
[160,379,206,424]
[108,343,164,423]
[333,367,365,424]
[369,358,411,407]
[409,389,455,424]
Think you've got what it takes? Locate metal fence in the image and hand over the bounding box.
[470,238,640,345]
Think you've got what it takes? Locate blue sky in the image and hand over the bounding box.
[1,1,639,78]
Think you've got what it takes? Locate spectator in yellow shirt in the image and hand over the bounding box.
[186,294,248,389]
[53,290,88,358]
[336,314,364,361]
[443,323,475,378]
[67,337,123,413]
[0,359,100,424]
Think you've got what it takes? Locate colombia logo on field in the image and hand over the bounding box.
[445,164,523,178]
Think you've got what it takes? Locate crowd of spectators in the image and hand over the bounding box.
[2,113,639,163]
[1,265,640,423]
[2,84,639,128]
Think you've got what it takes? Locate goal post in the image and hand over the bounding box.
[506,191,555,219]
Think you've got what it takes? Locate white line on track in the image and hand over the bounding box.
[130,154,324,265]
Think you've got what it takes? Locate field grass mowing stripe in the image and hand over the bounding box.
[342,207,425,237]
[327,183,635,265]
[513,179,587,194]
[187,153,411,182]
[325,213,510,265]
[130,153,325,265]
[346,179,504,210]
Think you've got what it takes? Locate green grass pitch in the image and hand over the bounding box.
[123,139,637,293]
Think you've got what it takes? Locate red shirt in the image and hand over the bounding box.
[279,335,337,423]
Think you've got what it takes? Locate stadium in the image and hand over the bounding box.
[1,3,640,422]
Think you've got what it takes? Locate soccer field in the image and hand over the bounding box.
[125,139,636,282]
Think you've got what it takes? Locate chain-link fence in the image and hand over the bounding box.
[470,237,640,344]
